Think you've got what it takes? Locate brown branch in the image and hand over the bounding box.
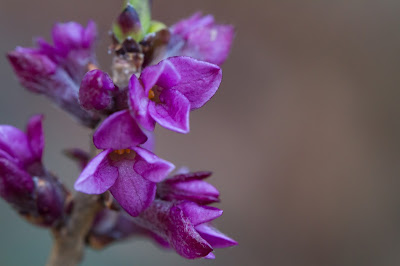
[46,193,102,266]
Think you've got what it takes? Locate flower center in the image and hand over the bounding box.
[113,149,132,155]
[148,85,163,103]
[148,90,155,99]
[109,149,136,161]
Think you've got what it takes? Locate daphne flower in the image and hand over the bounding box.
[129,56,222,133]
[7,21,100,128]
[166,12,234,66]
[133,200,237,259]
[74,110,174,216]
[0,115,70,227]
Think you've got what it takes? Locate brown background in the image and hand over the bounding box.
[1,0,400,265]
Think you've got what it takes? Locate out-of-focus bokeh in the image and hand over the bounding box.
[1,0,400,265]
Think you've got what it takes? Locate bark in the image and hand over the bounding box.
[46,193,102,266]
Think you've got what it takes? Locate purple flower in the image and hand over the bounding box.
[0,115,70,227]
[157,171,220,204]
[133,200,237,259]
[74,110,175,216]
[129,56,222,133]
[167,13,234,66]
[7,21,100,128]
[85,168,234,257]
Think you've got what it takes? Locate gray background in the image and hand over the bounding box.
[1,0,400,265]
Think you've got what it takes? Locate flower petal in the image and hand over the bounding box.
[109,159,156,216]
[195,223,238,248]
[178,201,223,226]
[148,89,190,133]
[163,57,222,109]
[7,48,57,93]
[128,75,155,131]
[169,13,234,66]
[165,171,212,183]
[79,69,116,111]
[140,129,155,152]
[184,24,234,66]
[74,149,118,194]
[82,20,97,49]
[50,21,98,85]
[140,59,181,94]
[52,22,85,54]
[132,147,175,183]
[204,252,215,259]
[0,158,34,204]
[0,125,33,166]
[27,114,44,162]
[171,13,215,38]
[93,110,147,150]
[168,205,213,259]
[158,177,220,204]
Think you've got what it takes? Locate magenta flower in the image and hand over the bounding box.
[134,200,237,259]
[157,171,220,204]
[0,115,69,227]
[7,21,100,128]
[74,110,175,216]
[167,13,234,66]
[129,56,222,133]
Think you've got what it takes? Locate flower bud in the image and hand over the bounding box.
[7,22,101,128]
[79,69,116,111]
[0,116,70,227]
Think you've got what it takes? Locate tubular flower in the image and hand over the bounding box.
[166,12,234,66]
[7,21,100,128]
[74,110,174,216]
[85,168,235,258]
[0,115,70,227]
[129,56,222,133]
[133,200,237,259]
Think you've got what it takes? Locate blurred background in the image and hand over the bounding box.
[1,0,400,265]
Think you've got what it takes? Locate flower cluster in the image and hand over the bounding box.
[4,0,236,261]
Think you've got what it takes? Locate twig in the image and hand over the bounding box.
[46,193,102,266]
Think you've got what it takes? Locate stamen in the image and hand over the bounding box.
[87,63,99,71]
[148,89,155,99]
[114,149,124,155]
[113,149,133,155]
[109,149,136,161]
